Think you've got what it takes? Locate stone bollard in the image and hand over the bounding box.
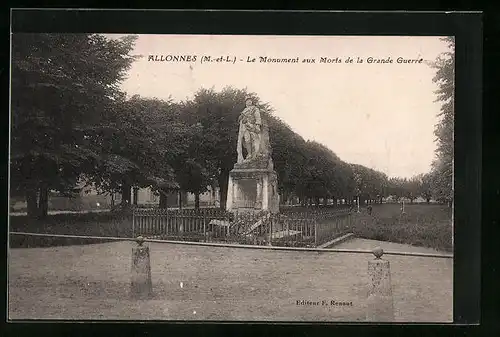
[130,236,153,299]
[366,247,394,322]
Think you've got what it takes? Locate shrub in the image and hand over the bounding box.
[349,204,452,252]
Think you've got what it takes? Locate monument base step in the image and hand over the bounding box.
[271,230,301,239]
[209,219,231,227]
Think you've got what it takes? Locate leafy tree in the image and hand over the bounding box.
[374,171,390,203]
[405,176,421,203]
[299,141,348,206]
[170,86,393,210]
[267,115,309,203]
[430,157,453,204]
[181,87,271,209]
[429,36,455,206]
[388,177,406,202]
[417,173,433,203]
[10,33,138,217]
[351,164,386,205]
[167,103,216,209]
[90,95,181,207]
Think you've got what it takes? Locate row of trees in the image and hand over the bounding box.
[10,33,454,218]
[382,37,454,208]
[428,36,455,206]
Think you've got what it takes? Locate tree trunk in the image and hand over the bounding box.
[178,191,183,209]
[133,187,139,206]
[38,184,48,218]
[26,188,38,218]
[210,187,217,206]
[218,169,229,210]
[194,193,200,210]
[426,197,431,204]
[159,188,168,209]
[121,181,131,207]
[315,197,320,208]
[323,196,328,206]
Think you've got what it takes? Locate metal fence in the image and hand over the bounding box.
[315,212,352,246]
[132,208,352,247]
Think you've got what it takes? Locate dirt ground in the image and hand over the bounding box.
[8,241,452,322]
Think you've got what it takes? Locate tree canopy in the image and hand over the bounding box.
[429,37,455,205]
[11,33,140,216]
[10,34,455,217]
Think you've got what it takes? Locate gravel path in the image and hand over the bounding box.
[8,241,452,322]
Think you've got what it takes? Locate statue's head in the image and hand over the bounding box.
[245,97,253,107]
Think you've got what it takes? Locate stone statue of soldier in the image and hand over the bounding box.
[237,97,262,163]
[227,96,279,213]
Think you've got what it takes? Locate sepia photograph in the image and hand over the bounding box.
[9,32,455,322]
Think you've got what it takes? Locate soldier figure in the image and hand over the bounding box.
[237,97,262,163]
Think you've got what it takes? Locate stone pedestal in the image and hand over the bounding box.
[226,168,279,214]
[130,244,153,299]
[366,255,394,322]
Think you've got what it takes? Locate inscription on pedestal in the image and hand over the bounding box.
[235,178,257,208]
[227,169,279,214]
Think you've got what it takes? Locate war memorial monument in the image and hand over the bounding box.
[226,98,279,214]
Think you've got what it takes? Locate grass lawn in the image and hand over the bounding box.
[8,241,452,322]
[9,212,133,248]
[9,204,452,252]
[349,203,453,252]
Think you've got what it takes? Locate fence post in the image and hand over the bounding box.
[130,236,153,299]
[203,213,207,242]
[268,214,272,246]
[366,247,394,322]
[166,210,169,235]
[132,210,136,238]
[314,219,318,247]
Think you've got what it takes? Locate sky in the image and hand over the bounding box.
[111,34,451,179]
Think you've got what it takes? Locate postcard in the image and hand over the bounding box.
[9,23,460,322]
